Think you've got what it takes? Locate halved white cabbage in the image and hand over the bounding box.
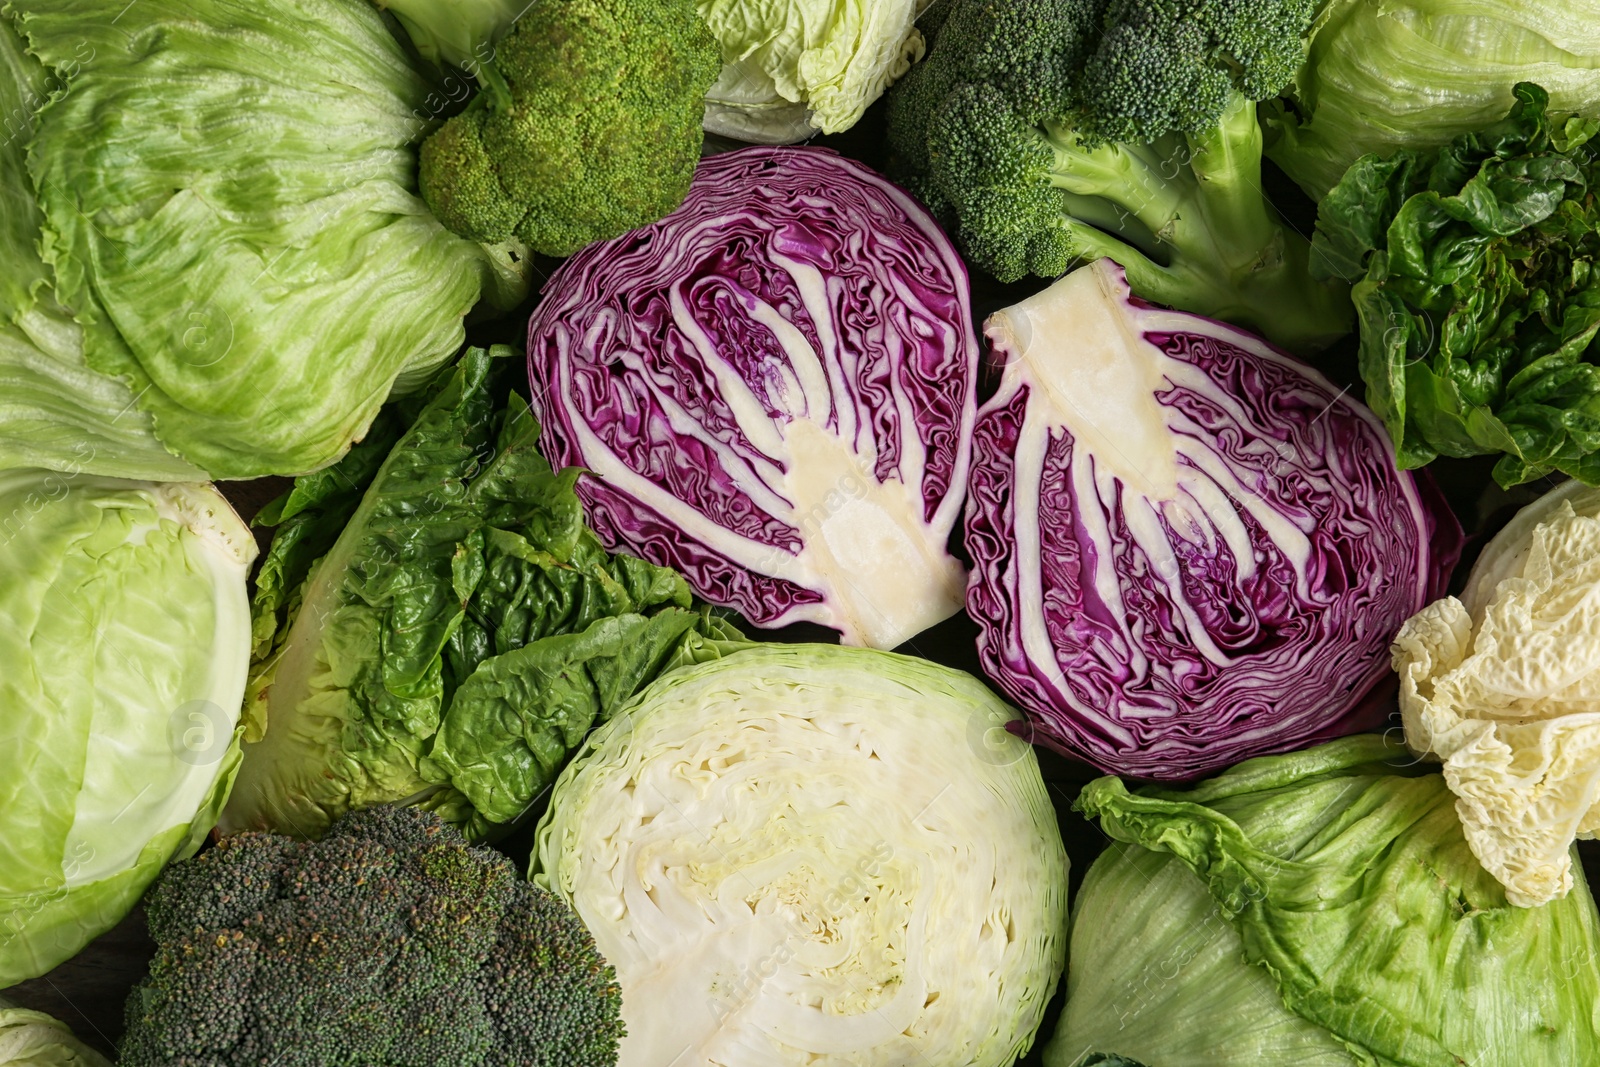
[534,644,1067,1067]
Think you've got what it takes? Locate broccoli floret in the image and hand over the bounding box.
[120,806,623,1067]
[418,0,721,257]
[886,0,1351,352]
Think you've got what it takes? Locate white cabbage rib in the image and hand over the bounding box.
[534,646,1067,1067]
[1396,483,1600,907]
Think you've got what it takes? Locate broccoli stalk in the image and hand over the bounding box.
[1039,95,1350,346]
[418,0,721,258]
[887,0,1352,352]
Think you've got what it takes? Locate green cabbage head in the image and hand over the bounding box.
[1053,735,1600,1066]
[0,470,255,988]
[0,998,110,1067]
[535,644,1069,1067]
[699,0,931,141]
[2,0,523,480]
[1267,0,1600,200]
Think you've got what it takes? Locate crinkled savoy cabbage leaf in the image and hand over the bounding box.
[698,0,929,141]
[1396,479,1600,906]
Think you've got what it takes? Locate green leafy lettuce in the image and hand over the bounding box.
[699,0,929,142]
[1051,735,1600,1066]
[1313,82,1600,486]
[5,0,525,479]
[0,471,255,988]
[221,346,745,843]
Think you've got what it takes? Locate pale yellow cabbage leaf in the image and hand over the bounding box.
[698,0,930,142]
[1395,481,1600,907]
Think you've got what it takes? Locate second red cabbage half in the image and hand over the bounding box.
[967,260,1463,780]
[528,147,977,649]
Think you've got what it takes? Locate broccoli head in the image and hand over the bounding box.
[419,0,721,257]
[120,806,623,1067]
[886,0,1351,352]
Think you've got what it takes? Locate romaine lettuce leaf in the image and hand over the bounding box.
[222,346,745,842]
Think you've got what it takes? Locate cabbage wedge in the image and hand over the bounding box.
[536,645,1069,1067]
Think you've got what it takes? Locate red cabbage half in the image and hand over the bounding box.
[966,260,1463,779]
[528,147,977,649]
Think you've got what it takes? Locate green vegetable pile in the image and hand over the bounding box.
[1057,736,1600,1064]
[3,0,1600,1064]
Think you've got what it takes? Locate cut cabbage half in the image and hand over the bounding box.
[534,644,1068,1067]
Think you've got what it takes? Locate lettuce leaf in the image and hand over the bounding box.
[1311,83,1600,486]
[0,14,202,481]
[221,346,745,842]
[1396,480,1600,907]
[1266,0,1600,202]
[698,0,929,141]
[1059,736,1600,1066]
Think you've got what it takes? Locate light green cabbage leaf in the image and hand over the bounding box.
[372,0,523,69]
[5,0,523,479]
[0,470,255,988]
[0,15,201,481]
[1056,735,1600,1066]
[535,644,1068,1067]
[699,0,930,141]
[221,346,744,844]
[1267,0,1600,200]
[0,998,110,1067]
[1395,480,1600,907]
